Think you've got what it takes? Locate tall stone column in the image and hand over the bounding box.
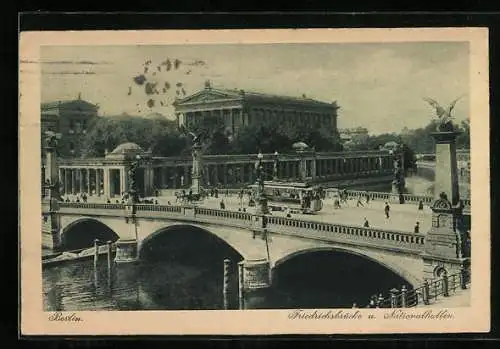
[86,168,91,194]
[223,164,228,186]
[240,163,245,184]
[64,169,69,195]
[71,169,76,194]
[422,127,467,281]
[96,169,101,196]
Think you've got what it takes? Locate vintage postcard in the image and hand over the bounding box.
[20,28,490,335]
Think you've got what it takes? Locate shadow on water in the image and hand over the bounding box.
[263,250,411,309]
[137,225,243,310]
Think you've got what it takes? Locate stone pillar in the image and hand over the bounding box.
[86,168,90,194]
[223,164,228,186]
[240,163,245,184]
[114,239,138,263]
[108,169,115,198]
[432,131,461,204]
[239,258,271,292]
[213,164,219,185]
[96,169,101,196]
[422,129,467,281]
[71,169,76,194]
[64,169,69,195]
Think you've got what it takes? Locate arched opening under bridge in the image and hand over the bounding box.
[136,224,244,310]
[61,219,120,251]
[269,248,414,309]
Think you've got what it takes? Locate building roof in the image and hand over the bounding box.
[41,98,99,111]
[110,142,145,155]
[173,85,339,109]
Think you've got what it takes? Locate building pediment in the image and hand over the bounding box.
[173,89,242,106]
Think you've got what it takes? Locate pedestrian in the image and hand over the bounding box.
[414,221,420,234]
[356,195,364,207]
[334,198,341,209]
[384,202,390,219]
[418,200,424,210]
[220,199,225,210]
[365,192,370,204]
[363,217,369,228]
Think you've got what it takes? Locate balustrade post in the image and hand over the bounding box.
[223,258,231,310]
[400,285,407,307]
[390,288,399,308]
[442,271,450,297]
[238,261,244,309]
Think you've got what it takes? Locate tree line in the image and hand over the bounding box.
[68,114,343,158]
[58,115,469,170]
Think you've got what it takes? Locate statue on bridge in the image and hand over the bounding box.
[422,96,464,132]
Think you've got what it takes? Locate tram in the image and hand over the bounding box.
[247,181,324,214]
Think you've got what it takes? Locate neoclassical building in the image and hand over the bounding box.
[41,95,99,157]
[173,82,339,137]
[54,142,395,199]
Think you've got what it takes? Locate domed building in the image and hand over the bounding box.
[105,142,151,160]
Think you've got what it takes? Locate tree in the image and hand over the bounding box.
[80,115,188,157]
[456,119,470,149]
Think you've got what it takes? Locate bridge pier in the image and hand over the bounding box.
[238,258,271,292]
[114,239,138,263]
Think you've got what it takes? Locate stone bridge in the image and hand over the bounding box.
[43,201,465,291]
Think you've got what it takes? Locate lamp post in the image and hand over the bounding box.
[273,151,279,181]
[254,151,269,215]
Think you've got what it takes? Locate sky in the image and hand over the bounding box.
[31,42,469,134]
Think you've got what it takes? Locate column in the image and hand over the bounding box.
[184,165,190,187]
[223,164,228,186]
[63,168,69,194]
[86,168,90,194]
[71,169,76,194]
[214,164,219,185]
[96,169,101,196]
[238,164,243,184]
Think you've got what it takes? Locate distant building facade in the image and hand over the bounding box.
[339,127,369,143]
[173,81,339,137]
[41,95,99,157]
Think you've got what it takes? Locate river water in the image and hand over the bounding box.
[43,249,409,311]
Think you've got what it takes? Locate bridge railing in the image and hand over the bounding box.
[372,268,471,309]
[135,204,182,214]
[266,215,425,252]
[58,202,126,210]
[194,207,254,223]
[55,201,426,253]
[324,189,470,210]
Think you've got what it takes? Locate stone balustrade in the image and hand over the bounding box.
[55,202,426,254]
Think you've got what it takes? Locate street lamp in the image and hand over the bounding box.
[273,151,279,180]
[254,151,269,215]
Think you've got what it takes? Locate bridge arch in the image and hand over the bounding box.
[138,224,245,262]
[272,245,420,289]
[60,218,120,251]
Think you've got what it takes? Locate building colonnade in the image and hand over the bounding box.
[54,152,394,198]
